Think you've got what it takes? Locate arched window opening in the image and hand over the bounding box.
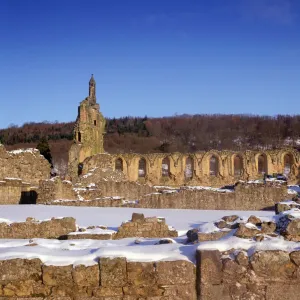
[138,158,146,178]
[115,158,123,172]
[185,157,194,179]
[78,163,83,176]
[283,153,293,175]
[162,157,170,177]
[210,156,219,176]
[78,132,81,143]
[234,155,243,176]
[258,154,268,174]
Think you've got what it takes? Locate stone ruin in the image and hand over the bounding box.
[0,217,76,239]
[114,213,178,239]
[0,213,177,241]
[66,76,300,187]
[36,176,290,211]
[187,210,300,243]
[0,145,50,185]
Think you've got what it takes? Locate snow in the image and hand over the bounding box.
[68,228,115,235]
[8,148,39,155]
[0,205,297,267]
[288,185,300,195]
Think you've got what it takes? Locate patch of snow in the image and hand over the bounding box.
[69,228,115,235]
[9,148,38,155]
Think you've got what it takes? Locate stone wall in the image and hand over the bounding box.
[38,179,290,211]
[0,145,50,184]
[37,177,78,203]
[1,250,300,299]
[197,249,300,300]
[0,217,76,239]
[0,178,39,204]
[0,258,196,299]
[78,148,300,187]
[138,182,289,211]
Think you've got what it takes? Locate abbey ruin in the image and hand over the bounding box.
[68,75,300,187]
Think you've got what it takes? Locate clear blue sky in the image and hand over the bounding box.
[0,0,299,128]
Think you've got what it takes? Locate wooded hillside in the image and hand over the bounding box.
[1,114,300,166]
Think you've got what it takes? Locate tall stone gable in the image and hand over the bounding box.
[68,75,106,180]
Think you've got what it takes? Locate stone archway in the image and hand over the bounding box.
[283,153,293,176]
[138,158,147,178]
[185,156,194,179]
[258,154,268,175]
[234,155,243,176]
[115,158,123,172]
[162,157,170,177]
[209,155,219,176]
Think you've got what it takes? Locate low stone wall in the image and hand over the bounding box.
[197,249,300,300]
[0,258,196,299]
[40,181,290,211]
[37,177,156,204]
[0,217,76,239]
[1,250,300,299]
[138,182,289,210]
[37,177,78,203]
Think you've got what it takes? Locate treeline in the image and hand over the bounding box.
[1,115,300,159]
[0,121,74,145]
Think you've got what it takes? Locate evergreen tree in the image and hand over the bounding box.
[36,137,53,166]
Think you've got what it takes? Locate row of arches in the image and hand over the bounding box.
[114,153,295,179]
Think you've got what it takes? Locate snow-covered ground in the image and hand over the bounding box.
[0,205,299,267]
[0,205,273,235]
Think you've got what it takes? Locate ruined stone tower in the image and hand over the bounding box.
[68,75,106,180]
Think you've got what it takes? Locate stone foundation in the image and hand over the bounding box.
[0,258,196,299]
[0,217,76,239]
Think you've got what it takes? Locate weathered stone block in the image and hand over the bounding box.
[247,215,262,225]
[196,249,223,284]
[235,223,260,238]
[250,250,296,279]
[261,221,276,234]
[123,285,164,297]
[0,258,42,283]
[235,251,249,267]
[198,230,230,241]
[2,280,50,297]
[162,284,197,300]
[290,251,300,266]
[222,258,247,283]
[200,284,231,300]
[72,264,99,287]
[92,286,123,297]
[131,213,145,222]
[266,284,300,300]
[127,261,156,286]
[42,265,73,286]
[99,257,127,287]
[156,260,195,285]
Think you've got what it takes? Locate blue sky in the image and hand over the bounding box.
[0,0,299,128]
